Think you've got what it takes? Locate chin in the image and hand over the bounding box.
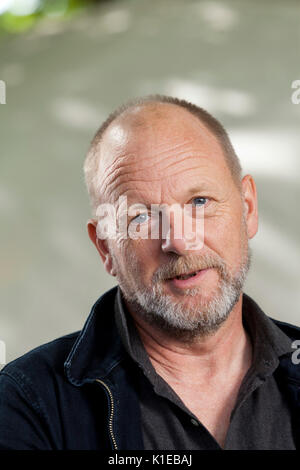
[163,289,215,312]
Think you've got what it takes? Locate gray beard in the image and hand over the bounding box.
[114,245,252,342]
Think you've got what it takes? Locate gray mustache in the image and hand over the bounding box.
[153,255,225,282]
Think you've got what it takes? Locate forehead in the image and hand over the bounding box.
[97,104,232,203]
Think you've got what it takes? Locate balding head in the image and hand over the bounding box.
[84,95,242,215]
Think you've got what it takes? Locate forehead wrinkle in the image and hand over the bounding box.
[97,151,140,202]
[102,135,203,173]
[99,147,197,199]
[99,158,154,203]
[105,176,160,203]
[100,150,221,205]
[115,152,202,182]
[101,148,211,190]
[102,156,204,198]
[105,163,213,205]
[137,136,199,157]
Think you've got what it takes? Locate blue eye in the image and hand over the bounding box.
[192,197,207,206]
[131,213,150,225]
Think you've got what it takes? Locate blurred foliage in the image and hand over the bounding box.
[0,0,111,33]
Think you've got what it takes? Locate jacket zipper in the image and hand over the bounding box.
[95,379,118,450]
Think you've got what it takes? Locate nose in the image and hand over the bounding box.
[161,233,190,255]
[160,206,204,255]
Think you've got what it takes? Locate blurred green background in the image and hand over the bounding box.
[1,0,300,364]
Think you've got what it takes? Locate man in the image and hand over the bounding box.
[0,95,300,450]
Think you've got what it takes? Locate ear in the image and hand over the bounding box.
[241,175,258,239]
[87,219,117,277]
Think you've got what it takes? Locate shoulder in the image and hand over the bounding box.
[0,332,81,449]
[269,317,300,342]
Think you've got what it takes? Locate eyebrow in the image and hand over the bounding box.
[184,184,211,196]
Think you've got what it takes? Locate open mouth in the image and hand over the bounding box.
[169,269,202,281]
[165,268,211,289]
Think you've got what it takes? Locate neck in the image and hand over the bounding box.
[127,294,252,384]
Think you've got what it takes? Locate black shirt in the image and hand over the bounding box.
[114,287,296,450]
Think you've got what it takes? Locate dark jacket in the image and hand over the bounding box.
[0,286,300,450]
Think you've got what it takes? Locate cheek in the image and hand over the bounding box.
[203,212,245,263]
[115,238,157,270]
[130,236,158,256]
[131,240,161,280]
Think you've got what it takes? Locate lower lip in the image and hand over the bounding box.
[166,268,210,289]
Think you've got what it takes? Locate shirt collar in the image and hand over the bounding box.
[64,285,125,386]
[242,294,294,364]
[114,288,295,383]
[64,284,295,387]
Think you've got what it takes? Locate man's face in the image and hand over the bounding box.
[94,104,257,339]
